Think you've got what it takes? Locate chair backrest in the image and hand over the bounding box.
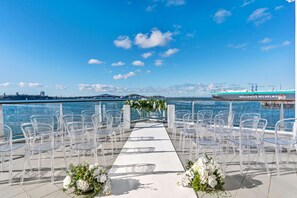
[257,118,268,141]
[0,125,12,149]
[175,110,191,122]
[216,110,235,129]
[197,110,213,123]
[106,110,122,126]
[81,110,95,123]
[275,118,297,141]
[63,114,83,125]
[240,113,261,123]
[30,115,54,129]
[239,117,260,142]
[67,121,94,146]
[104,114,113,130]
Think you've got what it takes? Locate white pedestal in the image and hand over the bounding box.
[167,105,175,129]
[123,105,130,129]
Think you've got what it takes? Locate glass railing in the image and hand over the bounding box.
[0,98,294,139]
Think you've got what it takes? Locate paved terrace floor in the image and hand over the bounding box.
[0,122,297,198]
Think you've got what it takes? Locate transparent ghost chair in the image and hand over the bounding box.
[197,110,213,127]
[106,110,124,141]
[190,118,226,167]
[227,116,269,175]
[0,125,24,184]
[172,110,191,141]
[66,121,101,164]
[55,110,73,132]
[263,118,297,176]
[92,114,115,156]
[81,110,95,130]
[180,113,204,153]
[21,122,64,184]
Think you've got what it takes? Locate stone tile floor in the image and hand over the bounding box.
[0,122,297,198]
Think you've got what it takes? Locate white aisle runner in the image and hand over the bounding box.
[107,122,197,198]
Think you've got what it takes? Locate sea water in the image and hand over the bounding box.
[2,100,294,138]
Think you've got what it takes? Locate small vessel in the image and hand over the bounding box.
[212,90,295,101]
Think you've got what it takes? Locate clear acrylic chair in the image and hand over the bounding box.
[106,110,124,141]
[66,121,100,164]
[173,110,190,141]
[263,118,297,176]
[92,114,115,155]
[21,122,64,184]
[81,110,95,130]
[180,113,204,153]
[227,117,268,175]
[197,110,213,127]
[0,125,24,184]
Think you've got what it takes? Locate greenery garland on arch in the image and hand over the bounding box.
[124,99,167,112]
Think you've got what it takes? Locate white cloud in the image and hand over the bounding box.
[18,82,26,88]
[113,35,132,49]
[261,45,278,51]
[275,5,285,11]
[0,82,11,87]
[113,72,136,80]
[146,70,151,74]
[259,37,272,44]
[213,9,232,24]
[282,40,291,46]
[227,43,248,50]
[155,59,163,66]
[132,60,145,66]
[134,28,173,48]
[260,40,290,51]
[18,82,44,88]
[142,52,153,59]
[88,59,104,65]
[56,84,66,90]
[146,4,157,12]
[240,0,255,7]
[162,48,179,57]
[111,61,125,66]
[78,84,118,92]
[28,83,43,88]
[166,0,186,6]
[248,8,272,26]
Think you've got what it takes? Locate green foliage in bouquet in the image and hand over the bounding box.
[63,162,111,198]
[179,155,225,193]
[125,99,167,112]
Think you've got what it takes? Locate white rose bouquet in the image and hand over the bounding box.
[178,155,225,192]
[63,162,111,197]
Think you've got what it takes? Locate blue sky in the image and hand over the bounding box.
[0,0,294,96]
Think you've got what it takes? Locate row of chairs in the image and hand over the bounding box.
[173,110,297,176]
[0,110,124,184]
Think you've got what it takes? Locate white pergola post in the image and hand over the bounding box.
[123,105,130,129]
[167,105,175,129]
[228,101,233,127]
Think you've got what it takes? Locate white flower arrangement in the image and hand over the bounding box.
[178,155,225,192]
[63,162,111,197]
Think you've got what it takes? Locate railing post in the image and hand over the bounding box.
[0,104,3,134]
[123,105,130,129]
[59,103,63,131]
[191,101,195,120]
[280,102,284,130]
[167,104,175,129]
[95,102,102,122]
[228,101,233,128]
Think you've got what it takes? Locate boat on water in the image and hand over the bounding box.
[212,90,295,101]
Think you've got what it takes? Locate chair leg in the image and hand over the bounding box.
[276,145,280,176]
[260,146,270,176]
[0,152,3,172]
[38,152,42,179]
[51,150,54,183]
[9,151,13,184]
[21,151,30,185]
[239,148,243,175]
[189,142,193,160]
